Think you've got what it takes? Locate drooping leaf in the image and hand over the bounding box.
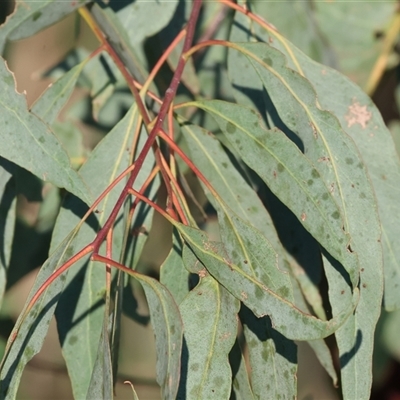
[0,230,88,399]
[30,61,87,125]
[132,273,183,400]
[174,223,358,341]
[53,104,158,399]
[0,58,91,204]
[0,159,16,307]
[86,318,113,400]
[314,2,397,89]
[249,0,335,67]
[240,306,297,399]
[178,275,239,400]
[117,0,179,49]
[160,231,191,305]
[191,100,359,288]
[228,18,385,397]
[229,339,255,400]
[90,4,149,86]
[0,0,90,54]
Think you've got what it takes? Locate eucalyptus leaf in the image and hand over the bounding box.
[0,58,91,205]
[0,0,90,54]
[0,159,16,307]
[53,104,157,399]
[0,230,88,399]
[178,276,239,399]
[174,223,358,341]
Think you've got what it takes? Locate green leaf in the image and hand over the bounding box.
[0,0,90,54]
[228,21,385,397]
[249,0,334,66]
[86,319,113,400]
[132,274,183,400]
[178,276,239,399]
[160,231,191,305]
[181,123,280,252]
[117,0,179,47]
[174,223,358,341]
[314,2,397,88]
[31,61,87,125]
[191,100,359,288]
[53,104,158,399]
[0,230,88,399]
[240,306,297,399]
[0,159,16,308]
[229,339,255,400]
[90,4,149,86]
[0,58,92,204]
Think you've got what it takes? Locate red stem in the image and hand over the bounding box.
[92,0,203,252]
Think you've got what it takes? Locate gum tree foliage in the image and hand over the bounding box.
[0,1,400,399]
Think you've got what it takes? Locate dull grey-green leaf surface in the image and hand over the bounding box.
[229,18,385,397]
[0,159,16,308]
[133,273,183,400]
[192,100,359,288]
[31,61,86,126]
[53,104,157,399]
[0,0,90,54]
[182,123,281,252]
[178,276,239,400]
[117,0,178,48]
[0,230,87,400]
[175,223,358,341]
[0,58,91,204]
[86,319,113,400]
[240,307,297,399]
[90,4,148,86]
[160,232,191,305]
[229,340,254,400]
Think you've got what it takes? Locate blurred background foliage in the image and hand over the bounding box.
[1,1,400,399]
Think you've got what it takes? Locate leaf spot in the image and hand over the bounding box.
[226,122,236,134]
[345,158,354,165]
[263,56,273,66]
[345,101,371,129]
[301,212,306,221]
[331,211,340,220]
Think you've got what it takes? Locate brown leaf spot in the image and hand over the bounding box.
[198,269,207,278]
[345,100,371,129]
[301,212,306,221]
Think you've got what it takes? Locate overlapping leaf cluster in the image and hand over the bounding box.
[0,1,400,399]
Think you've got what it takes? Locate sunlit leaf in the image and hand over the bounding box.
[178,275,239,399]
[0,230,88,399]
[53,104,157,399]
[0,58,91,204]
[133,273,183,400]
[0,0,90,54]
[31,61,86,126]
[240,306,297,399]
[228,18,385,397]
[191,99,359,288]
[0,159,16,307]
[174,223,358,341]
[86,318,113,400]
[160,231,191,305]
